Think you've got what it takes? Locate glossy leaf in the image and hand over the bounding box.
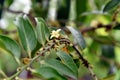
[45,59,78,80]
[35,18,50,45]
[0,35,21,63]
[67,26,86,50]
[15,15,37,57]
[56,50,78,77]
[33,67,67,80]
[103,0,120,12]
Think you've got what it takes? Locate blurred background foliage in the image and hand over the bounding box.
[0,0,120,80]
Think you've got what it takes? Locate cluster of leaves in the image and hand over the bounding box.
[0,15,87,80]
[1,0,120,80]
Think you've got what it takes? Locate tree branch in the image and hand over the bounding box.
[72,45,98,80]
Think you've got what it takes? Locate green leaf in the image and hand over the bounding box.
[100,74,115,80]
[15,15,37,57]
[67,26,86,50]
[103,0,120,12]
[101,45,115,59]
[76,0,87,21]
[0,60,6,78]
[0,35,21,64]
[0,48,18,76]
[35,18,50,45]
[56,50,78,77]
[115,70,120,80]
[4,0,14,7]
[33,67,67,80]
[89,41,99,54]
[113,23,120,30]
[45,59,78,80]
[0,60,3,70]
[92,36,114,44]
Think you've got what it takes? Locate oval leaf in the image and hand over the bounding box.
[33,67,67,80]
[0,35,21,63]
[45,59,78,80]
[103,0,120,12]
[15,15,37,57]
[67,26,86,50]
[35,18,50,45]
[56,50,78,77]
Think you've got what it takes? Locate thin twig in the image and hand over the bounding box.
[0,29,17,34]
[81,22,116,34]
[8,43,55,80]
[72,45,98,80]
[3,7,25,14]
[112,5,120,21]
[0,70,8,78]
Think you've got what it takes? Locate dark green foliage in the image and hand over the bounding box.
[113,23,120,30]
[103,0,120,12]
[0,0,5,18]
[76,0,87,21]
[101,45,115,59]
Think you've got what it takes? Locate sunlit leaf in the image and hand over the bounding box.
[103,0,120,12]
[45,59,78,80]
[35,18,50,45]
[56,50,78,77]
[67,26,86,50]
[0,35,21,64]
[33,67,67,80]
[15,15,37,57]
[114,70,120,80]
